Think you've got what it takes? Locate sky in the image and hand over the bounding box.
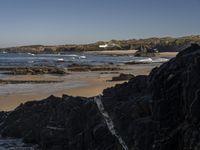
[0,0,200,47]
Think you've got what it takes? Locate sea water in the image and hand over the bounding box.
[0,52,169,67]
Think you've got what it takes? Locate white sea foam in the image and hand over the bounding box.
[64,54,78,57]
[79,55,86,59]
[27,53,35,56]
[152,58,169,63]
[136,58,153,63]
[57,58,65,62]
[127,57,169,64]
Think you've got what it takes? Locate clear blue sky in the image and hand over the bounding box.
[0,0,200,47]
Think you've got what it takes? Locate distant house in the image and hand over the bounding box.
[99,43,120,49]
[99,44,109,48]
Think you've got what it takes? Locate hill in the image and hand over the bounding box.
[1,35,200,53]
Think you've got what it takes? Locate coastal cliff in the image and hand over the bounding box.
[0,44,200,150]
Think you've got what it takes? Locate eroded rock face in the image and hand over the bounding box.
[1,44,200,150]
[0,95,122,150]
[0,112,8,125]
[149,43,200,150]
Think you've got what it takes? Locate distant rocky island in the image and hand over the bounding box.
[0,44,200,150]
[1,35,200,53]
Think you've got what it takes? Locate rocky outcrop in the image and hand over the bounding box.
[67,63,121,72]
[0,66,66,75]
[149,43,200,150]
[109,73,135,81]
[0,79,62,84]
[0,44,200,150]
[0,96,123,150]
[134,45,158,57]
[0,112,8,125]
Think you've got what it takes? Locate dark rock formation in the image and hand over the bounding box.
[0,112,8,124]
[68,63,121,72]
[0,95,122,150]
[0,79,62,84]
[0,66,66,75]
[109,73,135,81]
[0,44,200,150]
[134,45,158,57]
[149,43,200,150]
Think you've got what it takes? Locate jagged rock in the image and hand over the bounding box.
[0,95,122,150]
[149,43,200,150]
[134,45,158,57]
[1,44,200,150]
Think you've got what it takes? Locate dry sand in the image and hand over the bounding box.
[159,52,178,57]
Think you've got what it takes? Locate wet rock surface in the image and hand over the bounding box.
[109,73,135,81]
[134,45,158,57]
[0,79,63,84]
[67,63,121,72]
[0,44,200,150]
[0,67,66,75]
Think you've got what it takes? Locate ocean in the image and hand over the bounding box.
[0,52,169,68]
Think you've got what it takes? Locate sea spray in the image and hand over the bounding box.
[94,96,129,150]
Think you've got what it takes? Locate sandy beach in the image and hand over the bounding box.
[0,49,177,111]
[0,63,157,111]
[0,76,119,110]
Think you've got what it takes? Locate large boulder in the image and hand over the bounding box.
[0,95,122,150]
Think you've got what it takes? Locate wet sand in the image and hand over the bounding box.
[0,64,157,111]
[159,52,178,57]
[0,75,123,111]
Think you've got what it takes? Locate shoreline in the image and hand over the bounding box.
[0,63,158,111]
[0,50,176,111]
[0,75,124,111]
[86,50,178,57]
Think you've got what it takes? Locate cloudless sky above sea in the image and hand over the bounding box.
[0,0,200,47]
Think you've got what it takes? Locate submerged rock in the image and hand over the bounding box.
[0,44,200,150]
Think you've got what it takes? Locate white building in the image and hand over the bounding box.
[99,44,109,48]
